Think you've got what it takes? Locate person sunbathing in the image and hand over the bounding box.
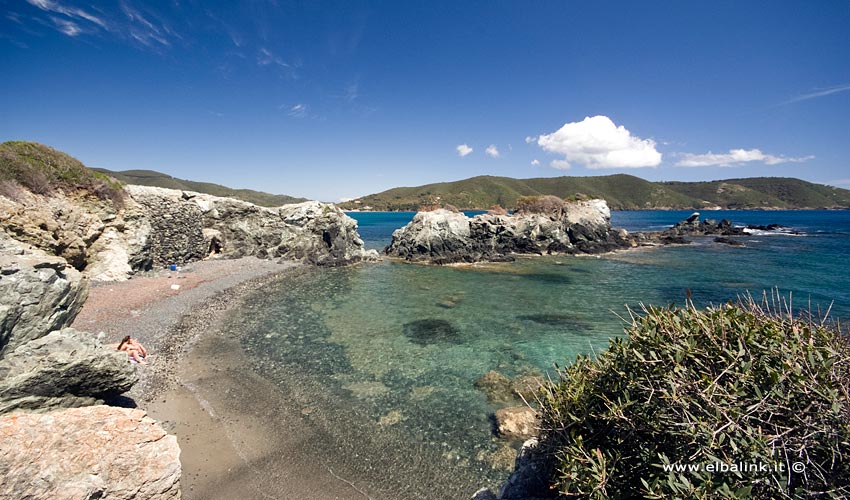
[114,335,148,364]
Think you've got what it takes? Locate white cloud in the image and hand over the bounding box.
[257,47,289,68]
[456,144,473,157]
[50,16,80,36]
[28,0,106,29]
[550,159,570,170]
[826,179,850,187]
[339,197,356,202]
[288,103,307,118]
[779,83,850,106]
[675,149,814,167]
[525,136,536,144]
[530,159,540,166]
[485,144,500,158]
[536,115,661,169]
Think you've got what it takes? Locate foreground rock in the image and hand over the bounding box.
[0,234,89,354]
[386,199,628,263]
[495,406,539,440]
[0,328,137,413]
[0,405,181,500]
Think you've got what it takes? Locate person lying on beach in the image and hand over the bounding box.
[113,335,148,364]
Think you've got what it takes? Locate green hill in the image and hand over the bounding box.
[340,174,850,211]
[93,168,307,207]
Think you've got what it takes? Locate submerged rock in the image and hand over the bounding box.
[714,237,745,247]
[474,370,514,404]
[516,313,590,331]
[403,318,461,346]
[0,405,181,500]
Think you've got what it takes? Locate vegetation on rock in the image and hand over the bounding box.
[94,167,307,207]
[0,141,125,205]
[536,294,850,499]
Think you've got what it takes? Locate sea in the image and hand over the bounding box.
[223,210,850,498]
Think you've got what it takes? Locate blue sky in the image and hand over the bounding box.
[2,1,849,201]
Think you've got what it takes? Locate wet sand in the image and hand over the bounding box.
[73,258,380,500]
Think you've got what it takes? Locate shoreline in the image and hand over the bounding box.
[73,258,383,500]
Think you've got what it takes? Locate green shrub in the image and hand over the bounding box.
[515,195,566,215]
[536,294,850,499]
[0,141,125,205]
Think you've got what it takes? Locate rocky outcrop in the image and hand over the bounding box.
[0,233,88,355]
[1,184,377,281]
[0,405,181,500]
[471,438,554,500]
[386,199,628,264]
[668,212,745,236]
[125,185,379,267]
[0,328,137,413]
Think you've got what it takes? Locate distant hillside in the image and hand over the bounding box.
[339,174,850,211]
[94,168,307,207]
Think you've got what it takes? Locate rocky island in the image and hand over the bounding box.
[385,195,779,264]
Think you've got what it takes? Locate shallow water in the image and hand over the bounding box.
[224,210,850,498]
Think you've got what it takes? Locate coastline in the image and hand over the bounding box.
[72,258,382,500]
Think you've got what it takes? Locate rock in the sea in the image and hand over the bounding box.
[386,199,627,264]
[714,236,745,247]
[474,370,515,404]
[403,318,461,346]
[0,234,89,355]
[0,328,137,413]
[495,406,539,440]
[0,405,181,500]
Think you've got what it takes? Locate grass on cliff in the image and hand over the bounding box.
[536,293,850,499]
[0,141,125,205]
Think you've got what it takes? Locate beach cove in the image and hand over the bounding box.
[70,210,850,499]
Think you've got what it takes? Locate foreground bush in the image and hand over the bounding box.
[537,295,850,499]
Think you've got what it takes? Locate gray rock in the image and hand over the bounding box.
[0,327,137,413]
[0,405,181,500]
[0,235,89,355]
[126,186,378,268]
[498,438,554,500]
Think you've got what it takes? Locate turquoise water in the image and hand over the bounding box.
[225,210,850,498]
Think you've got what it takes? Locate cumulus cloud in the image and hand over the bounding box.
[530,159,540,166]
[456,144,473,157]
[536,115,662,169]
[525,136,536,144]
[675,149,814,167]
[550,159,570,170]
[485,144,500,158]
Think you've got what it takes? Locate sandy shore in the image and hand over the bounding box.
[73,258,383,500]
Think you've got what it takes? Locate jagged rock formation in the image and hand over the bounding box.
[386,199,628,264]
[127,185,377,267]
[0,328,137,413]
[0,233,89,354]
[0,405,181,500]
[0,184,378,281]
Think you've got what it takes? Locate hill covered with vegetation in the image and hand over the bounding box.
[93,168,307,207]
[339,174,850,211]
[0,141,124,203]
